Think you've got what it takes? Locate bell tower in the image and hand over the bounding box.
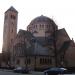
[2,6,18,53]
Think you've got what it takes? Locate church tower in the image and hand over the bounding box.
[2,6,18,53]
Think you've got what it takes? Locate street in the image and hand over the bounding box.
[0,69,44,75]
[0,69,75,75]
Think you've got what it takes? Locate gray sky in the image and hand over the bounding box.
[0,0,75,52]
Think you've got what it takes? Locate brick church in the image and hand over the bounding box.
[2,6,75,69]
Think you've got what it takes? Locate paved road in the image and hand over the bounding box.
[64,74,75,75]
[0,70,75,75]
[0,69,44,75]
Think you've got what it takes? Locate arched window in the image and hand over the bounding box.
[16,59,20,65]
[25,58,31,65]
[42,25,44,28]
[11,22,14,26]
[35,25,37,28]
[40,58,42,64]
[11,15,16,19]
[27,58,31,64]
[40,24,41,28]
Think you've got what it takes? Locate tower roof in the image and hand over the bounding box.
[5,6,18,13]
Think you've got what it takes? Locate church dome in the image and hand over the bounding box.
[30,15,54,25]
[27,15,58,37]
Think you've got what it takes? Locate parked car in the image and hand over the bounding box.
[13,67,29,73]
[44,67,67,75]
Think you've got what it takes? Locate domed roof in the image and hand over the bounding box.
[29,15,54,25]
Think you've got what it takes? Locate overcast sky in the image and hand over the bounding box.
[0,0,75,52]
